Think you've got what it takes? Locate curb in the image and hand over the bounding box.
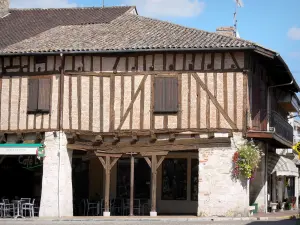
[0,216,299,222]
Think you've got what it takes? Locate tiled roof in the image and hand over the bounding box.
[0,6,133,50]
[1,13,257,54]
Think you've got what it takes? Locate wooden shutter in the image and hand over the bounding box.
[154,77,178,113]
[27,79,39,113]
[38,78,51,112]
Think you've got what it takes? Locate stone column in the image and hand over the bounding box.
[271,173,276,202]
[197,133,249,217]
[39,132,73,217]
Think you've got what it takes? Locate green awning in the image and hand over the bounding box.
[0,143,43,155]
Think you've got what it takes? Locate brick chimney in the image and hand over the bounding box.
[0,0,9,18]
[216,26,236,37]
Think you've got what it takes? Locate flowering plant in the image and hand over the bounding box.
[232,141,261,179]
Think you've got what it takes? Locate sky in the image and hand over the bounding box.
[10,0,300,84]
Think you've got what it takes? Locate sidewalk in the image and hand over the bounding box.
[254,210,300,220]
[1,213,298,222]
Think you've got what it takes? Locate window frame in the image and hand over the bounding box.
[27,77,51,114]
[154,76,179,114]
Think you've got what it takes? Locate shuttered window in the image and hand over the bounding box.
[27,78,51,113]
[154,77,178,113]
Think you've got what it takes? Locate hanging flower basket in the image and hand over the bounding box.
[232,141,261,180]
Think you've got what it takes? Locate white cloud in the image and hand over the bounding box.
[10,0,77,8]
[288,27,300,40]
[123,0,205,18]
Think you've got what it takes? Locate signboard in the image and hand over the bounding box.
[0,144,44,156]
[292,142,300,159]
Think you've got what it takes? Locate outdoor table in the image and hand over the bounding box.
[12,200,24,218]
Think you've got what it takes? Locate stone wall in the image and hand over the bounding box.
[39,132,73,217]
[198,133,249,217]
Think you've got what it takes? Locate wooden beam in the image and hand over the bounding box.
[130,155,134,216]
[113,134,120,144]
[150,155,157,214]
[104,155,111,213]
[68,137,231,153]
[66,133,76,144]
[110,156,121,169]
[144,157,152,168]
[140,151,169,156]
[61,128,239,137]
[169,133,176,142]
[95,153,122,158]
[156,155,166,170]
[93,135,103,146]
[35,132,43,143]
[131,133,138,144]
[192,73,237,129]
[150,132,157,143]
[98,156,106,168]
[16,133,24,143]
[118,74,148,130]
[229,52,241,69]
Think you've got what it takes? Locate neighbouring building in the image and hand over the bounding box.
[0,1,300,218]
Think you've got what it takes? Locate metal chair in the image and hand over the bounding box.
[0,202,4,218]
[2,199,14,218]
[133,199,141,215]
[22,199,35,217]
[86,199,98,216]
[111,198,122,216]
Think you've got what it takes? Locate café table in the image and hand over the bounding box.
[12,200,24,219]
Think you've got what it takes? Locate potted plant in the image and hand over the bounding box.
[232,141,261,180]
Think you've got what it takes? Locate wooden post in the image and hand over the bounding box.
[96,153,122,217]
[150,155,157,216]
[130,155,135,216]
[104,155,111,216]
[141,152,167,217]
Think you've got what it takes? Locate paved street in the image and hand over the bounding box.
[0,220,299,225]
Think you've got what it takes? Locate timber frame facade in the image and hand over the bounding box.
[0,5,299,218]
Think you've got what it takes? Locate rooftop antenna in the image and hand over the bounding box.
[102,0,104,8]
[234,0,244,37]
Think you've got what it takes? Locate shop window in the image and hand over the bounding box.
[154,77,178,113]
[191,159,198,201]
[161,158,187,200]
[27,78,51,114]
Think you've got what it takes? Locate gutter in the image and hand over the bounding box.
[276,54,300,92]
[0,46,256,56]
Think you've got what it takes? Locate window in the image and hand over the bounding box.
[154,77,178,113]
[161,158,187,200]
[27,78,51,114]
[191,159,198,201]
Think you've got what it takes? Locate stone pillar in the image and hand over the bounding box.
[39,132,73,217]
[278,177,283,202]
[197,133,249,217]
[249,143,267,213]
[271,174,276,202]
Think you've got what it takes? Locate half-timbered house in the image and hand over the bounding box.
[0,1,299,217]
